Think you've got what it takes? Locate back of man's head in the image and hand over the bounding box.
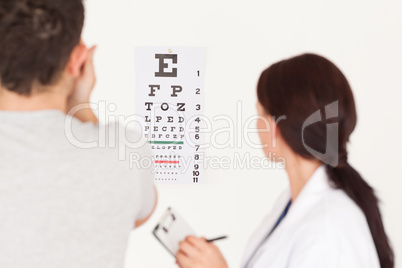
[0,0,84,96]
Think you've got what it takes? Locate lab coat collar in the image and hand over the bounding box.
[259,164,331,250]
[284,164,330,222]
[242,164,330,267]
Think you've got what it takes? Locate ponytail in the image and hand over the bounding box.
[325,160,394,268]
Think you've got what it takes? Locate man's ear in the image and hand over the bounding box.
[66,43,88,78]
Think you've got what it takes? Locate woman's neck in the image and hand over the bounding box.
[284,156,321,202]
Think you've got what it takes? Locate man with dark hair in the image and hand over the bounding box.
[0,1,157,267]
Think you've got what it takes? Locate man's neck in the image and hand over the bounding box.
[0,87,68,112]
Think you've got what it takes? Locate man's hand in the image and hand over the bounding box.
[176,236,228,268]
[66,45,98,124]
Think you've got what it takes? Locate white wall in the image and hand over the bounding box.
[82,0,402,267]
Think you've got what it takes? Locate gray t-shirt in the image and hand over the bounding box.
[0,110,155,268]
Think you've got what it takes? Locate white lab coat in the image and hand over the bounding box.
[241,164,380,268]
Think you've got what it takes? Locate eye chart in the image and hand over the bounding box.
[135,47,205,184]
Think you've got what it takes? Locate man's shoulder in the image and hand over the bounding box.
[63,117,152,172]
[66,118,147,152]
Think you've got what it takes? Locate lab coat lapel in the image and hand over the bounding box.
[248,165,329,266]
[241,187,292,267]
[279,164,330,224]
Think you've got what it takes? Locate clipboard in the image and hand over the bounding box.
[152,207,196,257]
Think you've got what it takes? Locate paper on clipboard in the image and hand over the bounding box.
[152,207,196,256]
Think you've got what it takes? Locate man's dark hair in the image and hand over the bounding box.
[0,0,84,95]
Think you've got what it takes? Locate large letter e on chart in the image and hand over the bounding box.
[155,54,178,77]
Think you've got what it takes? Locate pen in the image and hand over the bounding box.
[206,236,228,243]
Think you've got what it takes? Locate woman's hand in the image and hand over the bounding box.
[176,236,228,268]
